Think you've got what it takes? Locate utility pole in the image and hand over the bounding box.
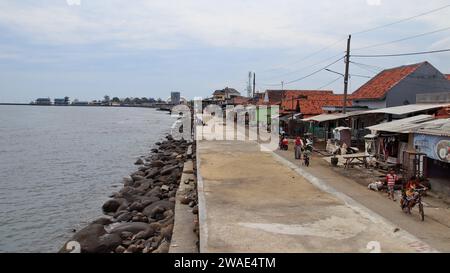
[247,71,252,98]
[343,34,351,114]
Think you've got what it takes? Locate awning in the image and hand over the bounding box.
[364,103,448,115]
[301,111,366,122]
[334,126,351,131]
[366,114,434,133]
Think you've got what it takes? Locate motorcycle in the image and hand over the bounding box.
[400,188,426,221]
[279,139,288,150]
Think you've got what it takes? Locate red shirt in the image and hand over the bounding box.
[386,174,398,186]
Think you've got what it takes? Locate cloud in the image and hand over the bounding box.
[0,0,449,51]
[366,0,382,6]
[66,0,81,6]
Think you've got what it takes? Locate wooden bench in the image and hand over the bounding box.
[342,153,370,169]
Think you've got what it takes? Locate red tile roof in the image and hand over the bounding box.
[351,62,424,100]
[281,93,351,116]
[229,96,250,105]
[259,90,334,105]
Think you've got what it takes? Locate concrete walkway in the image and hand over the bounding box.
[276,147,450,252]
[197,139,438,253]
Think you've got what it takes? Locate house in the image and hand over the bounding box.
[54,97,70,106]
[72,100,89,106]
[351,61,450,109]
[301,103,449,145]
[229,96,251,105]
[280,91,350,118]
[365,116,450,198]
[212,87,241,101]
[412,118,450,199]
[35,98,51,105]
[260,90,349,136]
[259,90,335,108]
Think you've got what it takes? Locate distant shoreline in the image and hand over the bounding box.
[0,103,173,111]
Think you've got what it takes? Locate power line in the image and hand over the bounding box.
[317,76,342,90]
[326,67,371,79]
[261,82,284,87]
[262,51,345,81]
[262,56,343,87]
[350,61,385,71]
[257,5,450,92]
[350,74,372,79]
[259,38,346,74]
[352,4,450,35]
[351,63,380,74]
[285,56,344,85]
[257,4,449,85]
[354,26,450,50]
[352,48,450,58]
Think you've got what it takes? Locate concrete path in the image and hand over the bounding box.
[276,147,450,252]
[197,138,438,253]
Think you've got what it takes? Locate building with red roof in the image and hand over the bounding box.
[351,61,450,109]
[258,90,334,105]
[253,89,355,118]
[281,93,351,118]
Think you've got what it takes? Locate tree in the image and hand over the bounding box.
[132,97,142,104]
[149,97,156,103]
[104,95,110,102]
[112,97,120,103]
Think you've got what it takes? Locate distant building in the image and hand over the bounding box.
[72,100,89,106]
[351,61,450,109]
[54,96,70,105]
[171,92,181,105]
[35,98,51,105]
[212,87,240,101]
[89,101,102,106]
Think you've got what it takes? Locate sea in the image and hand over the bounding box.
[0,105,174,252]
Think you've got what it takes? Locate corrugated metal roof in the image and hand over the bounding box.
[414,118,450,137]
[365,103,449,115]
[300,103,449,123]
[366,115,434,133]
[301,111,364,122]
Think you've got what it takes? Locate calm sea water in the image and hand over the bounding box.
[0,106,174,252]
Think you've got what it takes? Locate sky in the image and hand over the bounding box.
[0,0,449,103]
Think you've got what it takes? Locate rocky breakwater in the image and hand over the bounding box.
[60,135,193,253]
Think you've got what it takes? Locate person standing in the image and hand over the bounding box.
[386,169,399,201]
[294,136,303,160]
